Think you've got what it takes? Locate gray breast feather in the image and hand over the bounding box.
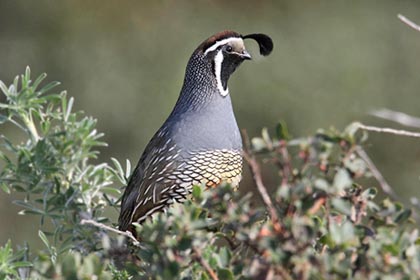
[169,96,242,151]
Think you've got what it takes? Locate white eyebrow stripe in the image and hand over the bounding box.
[204,37,243,55]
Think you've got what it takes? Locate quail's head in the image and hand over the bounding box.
[183,31,274,97]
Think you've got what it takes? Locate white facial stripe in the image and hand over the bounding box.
[214,50,229,97]
[204,37,243,55]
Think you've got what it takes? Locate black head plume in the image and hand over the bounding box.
[242,33,273,56]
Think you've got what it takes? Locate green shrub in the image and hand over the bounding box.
[1,68,419,279]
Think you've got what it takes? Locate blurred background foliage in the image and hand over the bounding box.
[1,1,420,252]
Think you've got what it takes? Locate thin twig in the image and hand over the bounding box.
[308,197,327,215]
[354,147,398,200]
[192,247,219,280]
[356,122,420,138]
[370,108,420,129]
[274,266,294,280]
[398,14,420,32]
[355,146,420,221]
[80,219,140,247]
[243,151,279,224]
[242,130,283,233]
[278,141,292,187]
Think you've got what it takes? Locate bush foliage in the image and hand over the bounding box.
[0,69,419,279]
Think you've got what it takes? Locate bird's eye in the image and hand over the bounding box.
[225,45,233,52]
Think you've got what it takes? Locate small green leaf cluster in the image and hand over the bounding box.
[121,124,419,279]
[110,116,419,279]
[0,240,32,279]
[0,69,419,279]
[0,68,126,278]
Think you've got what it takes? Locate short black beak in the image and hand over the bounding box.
[240,50,252,60]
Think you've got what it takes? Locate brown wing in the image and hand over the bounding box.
[118,128,181,231]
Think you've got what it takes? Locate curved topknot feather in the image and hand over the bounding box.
[242,33,273,56]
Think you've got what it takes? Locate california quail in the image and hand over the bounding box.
[118,30,273,234]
